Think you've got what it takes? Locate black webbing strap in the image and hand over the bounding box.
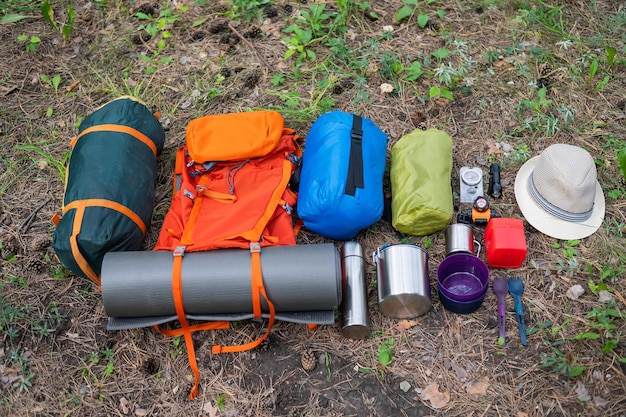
[345,115,364,196]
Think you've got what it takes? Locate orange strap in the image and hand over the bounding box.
[170,247,200,400]
[154,321,230,337]
[63,199,147,288]
[198,189,238,204]
[211,245,275,354]
[69,204,100,287]
[64,199,147,234]
[72,124,158,157]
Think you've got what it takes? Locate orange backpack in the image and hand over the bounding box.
[153,111,302,399]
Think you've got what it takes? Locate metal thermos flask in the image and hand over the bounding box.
[340,242,370,339]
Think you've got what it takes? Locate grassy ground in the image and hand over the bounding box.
[1,0,626,416]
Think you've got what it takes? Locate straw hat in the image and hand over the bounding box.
[514,144,605,240]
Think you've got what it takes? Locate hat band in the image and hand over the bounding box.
[528,174,593,222]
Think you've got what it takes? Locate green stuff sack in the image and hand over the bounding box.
[52,97,165,287]
[390,128,453,236]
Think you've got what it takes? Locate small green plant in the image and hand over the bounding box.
[429,85,454,101]
[135,5,185,51]
[588,59,610,92]
[7,349,35,393]
[324,351,332,381]
[377,338,395,376]
[507,143,531,164]
[41,1,74,43]
[169,336,184,360]
[519,87,552,113]
[216,393,227,411]
[396,0,441,28]
[574,301,624,355]
[14,142,70,181]
[228,0,273,22]
[83,348,116,382]
[541,343,586,378]
[17,34,40,52]
[40,73,61,93]
[282,3,341,67]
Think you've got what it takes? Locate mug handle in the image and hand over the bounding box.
[474,240,481,257]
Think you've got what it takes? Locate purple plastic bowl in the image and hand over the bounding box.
[438,288,487,314]
[437,253,489,302]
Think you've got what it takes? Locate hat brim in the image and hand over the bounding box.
[514,156,605,240]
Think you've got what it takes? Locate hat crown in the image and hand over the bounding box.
[531,144,597,214]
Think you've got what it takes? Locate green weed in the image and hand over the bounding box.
[216,393,227,410]
[515,0,566,37]
[135,5,186,53]
[16,34,40,52]
[14,142,70,181]
[574,301,624,356]
[227,0,273,23]
[82,348,116,382]
[40,73,61,93]
[169,336,184,360]
[541,343,586,378]
[396,0,441,29]
[377,338,395,376]
[41,1,74,43]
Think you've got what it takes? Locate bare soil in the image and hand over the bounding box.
[1,1,626,416]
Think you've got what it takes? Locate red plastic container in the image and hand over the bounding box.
[484,218,527,268]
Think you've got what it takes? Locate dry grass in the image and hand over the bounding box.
[1,0,626,416]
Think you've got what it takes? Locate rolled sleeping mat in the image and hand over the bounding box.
[101,243,341,329]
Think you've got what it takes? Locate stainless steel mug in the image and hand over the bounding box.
[445,223,480,256]
[340,242,370,339]
[373,244,432,319]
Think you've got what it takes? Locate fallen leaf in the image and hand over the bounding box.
[202,401,219,417]
[1,85,16,96]
[134,408,148,416]
[593,396,608,408]
[419,381,450,409]
[465,377,489,395]
[65,79,80,92]
[485,140,502,155]
[379,83,394,94]
[397,319,419,331]
[449,361,467,380]
[575,382,591,402]
[119,397,130,415]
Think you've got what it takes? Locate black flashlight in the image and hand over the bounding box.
[488,164,502,199]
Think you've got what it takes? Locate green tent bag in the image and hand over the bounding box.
[390,128,453,236]
[52,97,165,287]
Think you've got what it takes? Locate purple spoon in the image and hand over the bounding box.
[492,277,508,343]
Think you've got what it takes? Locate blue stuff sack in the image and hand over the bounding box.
[297,110,388,240]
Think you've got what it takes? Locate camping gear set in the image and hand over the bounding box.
[52,99,605,394]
